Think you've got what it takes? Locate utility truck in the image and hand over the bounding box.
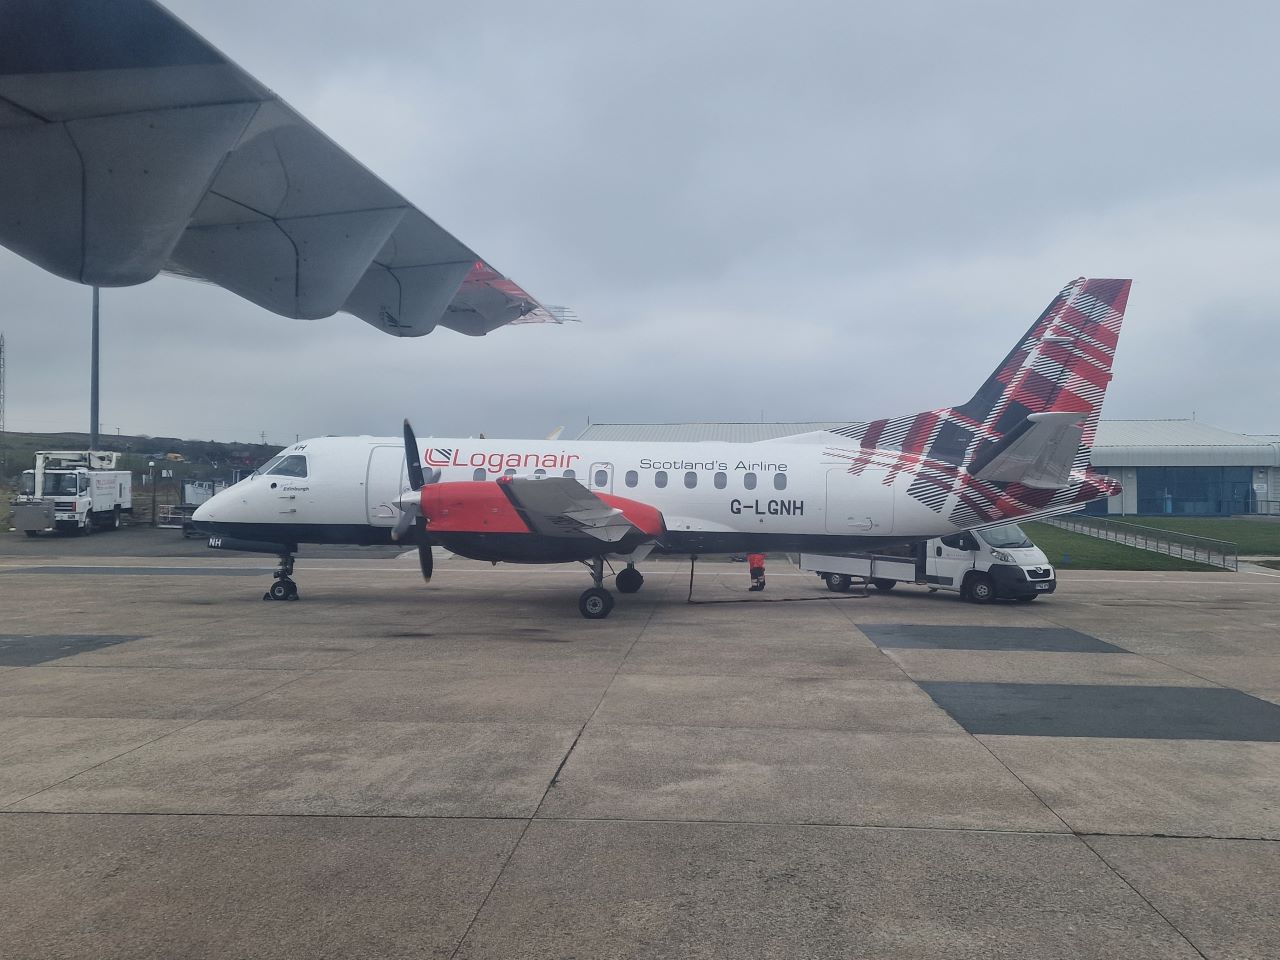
[800,523,1055,603]
[11,451,133,536]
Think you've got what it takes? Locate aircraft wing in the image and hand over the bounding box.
[499,477,653,545]
[0,0,572,337]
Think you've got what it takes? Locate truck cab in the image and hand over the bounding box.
[926,523,1055,602]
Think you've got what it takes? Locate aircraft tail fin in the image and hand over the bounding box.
[825,278,1130,523]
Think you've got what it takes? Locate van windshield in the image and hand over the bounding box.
[979,523,1032,549]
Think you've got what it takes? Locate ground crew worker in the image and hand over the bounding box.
[747,552,767,592]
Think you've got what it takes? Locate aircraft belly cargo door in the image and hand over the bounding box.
[825,468,895,535]
[366,445,409,527]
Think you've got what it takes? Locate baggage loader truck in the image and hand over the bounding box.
[800,522,1056,603]
[12,451,133,536]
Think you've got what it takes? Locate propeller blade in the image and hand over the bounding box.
[391,502,417,542]
[404,419,425,491]
[418,540,433,582]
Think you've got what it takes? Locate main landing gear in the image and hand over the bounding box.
[263,552,299,602]
[579,557,614,619]
[577,559,647,619]
[616,563,644,594]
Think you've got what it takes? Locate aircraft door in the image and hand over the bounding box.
[366,444,409,527]
[825,468,895,535]
[588,462,614,493]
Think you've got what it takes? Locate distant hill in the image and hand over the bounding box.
[0,430,282,483]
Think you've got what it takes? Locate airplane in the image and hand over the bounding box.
[193,277,1131,617]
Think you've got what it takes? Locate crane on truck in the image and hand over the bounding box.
[11,451,133,537]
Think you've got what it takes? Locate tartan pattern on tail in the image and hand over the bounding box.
[825,278,1130,526]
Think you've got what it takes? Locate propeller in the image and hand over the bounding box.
[394,419,440,583]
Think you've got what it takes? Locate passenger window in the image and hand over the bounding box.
[594,469,609,488]
[684,471,697,489]
[503,468,516,477]
[773,473,787,491]
[266,455,308,478]
[655,471,668,488]
[743,472,757,490]
[534,468,546,477]
[714,471,727,489]
[472,467,486,481]
[625,470,638,488]
[563,469,576,479]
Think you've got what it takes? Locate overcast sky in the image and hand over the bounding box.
[3,0,1279,445]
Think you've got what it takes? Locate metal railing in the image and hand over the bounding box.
[1043,514,1239,571]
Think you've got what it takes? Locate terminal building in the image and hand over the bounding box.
[576,419,1280,517]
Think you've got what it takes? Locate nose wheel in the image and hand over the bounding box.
[578,556,615,619]
[262,553,299,601]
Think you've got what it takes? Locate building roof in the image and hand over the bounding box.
[576,419,1280,467]
[1091,421,1280,467]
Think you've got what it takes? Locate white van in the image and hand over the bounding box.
[799,522,1056,603]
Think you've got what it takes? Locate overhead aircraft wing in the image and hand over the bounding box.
[0,0,573,337]
[498,477,657,545]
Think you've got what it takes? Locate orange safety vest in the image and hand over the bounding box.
[747,553,766,568]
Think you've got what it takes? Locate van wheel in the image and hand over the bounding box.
[871,578,895,591]
[966,573,994,604]
[824,573,852,592]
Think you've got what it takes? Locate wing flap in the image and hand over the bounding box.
[500,477,638,543]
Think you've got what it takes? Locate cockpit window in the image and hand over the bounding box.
[255,454,285,476]
[264,455,308,478]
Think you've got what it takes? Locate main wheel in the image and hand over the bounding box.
[579,587,614,619]
[268,580,291,601]
[825,573,852,593]
[871,578,896,591]
[616,567,644,594]
[966,572,995,604]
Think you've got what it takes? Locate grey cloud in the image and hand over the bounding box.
[2,0,1278,446]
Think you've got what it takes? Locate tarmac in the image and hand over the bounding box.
[1,526,1279,959]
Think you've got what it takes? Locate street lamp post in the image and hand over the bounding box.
[149,460,157,527]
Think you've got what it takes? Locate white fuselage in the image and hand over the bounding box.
[193,434,978,558]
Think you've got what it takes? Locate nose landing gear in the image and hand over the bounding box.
[263,552,299,601]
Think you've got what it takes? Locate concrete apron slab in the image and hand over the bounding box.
[1086,836,1280,960]
[455,820,1200,960]
[0,812,523,960]
[980,735,1280,839]
[10,718,579,818]
[878,649,1210,686]
[539,723,1065,832]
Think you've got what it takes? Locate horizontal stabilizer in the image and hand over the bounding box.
[971,411,1086,489]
